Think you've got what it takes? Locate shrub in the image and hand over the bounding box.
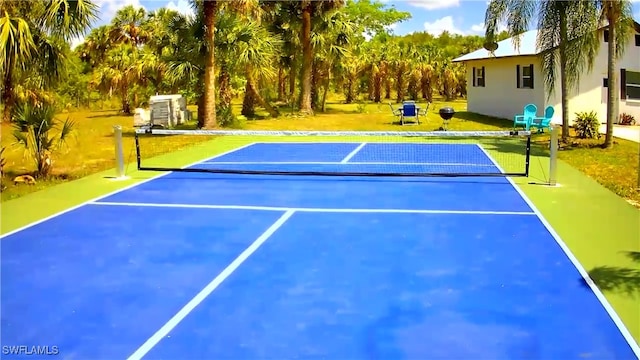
[619,113,636,126]
[573,111,601,139]
[216,105,245,129]
[12,104,75,178]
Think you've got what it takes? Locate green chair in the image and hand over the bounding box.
[531,106,554,133]
[514,104,537,131]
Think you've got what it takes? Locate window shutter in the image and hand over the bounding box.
[481,67,485,87]
[516,65,521,88]
[529,64,534,89]
[621,69,626,99]
[473,67,476,87]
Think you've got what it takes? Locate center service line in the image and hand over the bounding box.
[126,209,296,360]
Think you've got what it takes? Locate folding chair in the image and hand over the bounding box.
[400,101,426,125]
[388,102,402,123]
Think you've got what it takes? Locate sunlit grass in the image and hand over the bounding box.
[532,128,640,206]
[0,108,206,201]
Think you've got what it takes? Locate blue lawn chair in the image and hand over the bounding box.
[531,106,554,133]
[514,104,537,131]
[400,101,426,125]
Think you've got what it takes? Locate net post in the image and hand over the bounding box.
[135,131,142,170]
[113,125,126,179]
[524,134,531,177]
[549,125,559,186]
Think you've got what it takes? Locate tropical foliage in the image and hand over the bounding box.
[9,0,512,130]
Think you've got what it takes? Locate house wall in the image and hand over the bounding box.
[546,28,640,125]
[464,55,547,121]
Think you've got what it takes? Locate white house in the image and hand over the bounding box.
[452,21,640,125]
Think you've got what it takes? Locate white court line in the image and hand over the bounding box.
[475,144,640,357]
[0,143,258,240]
[89,201,536,216]
[340,143,367,163]
[199,161,496,167]
[126,209,295,360]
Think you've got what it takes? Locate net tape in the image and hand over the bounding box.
[135,129,532,137]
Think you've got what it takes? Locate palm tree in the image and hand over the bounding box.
[485,0,599,143]
[311,10,355,111]
[294,0,345,115]
[0,0,98,122]
[595,0,634,148]
[194,0,260,129]
[78,25,111,66]
[109,5,149,47]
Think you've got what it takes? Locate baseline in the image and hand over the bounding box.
[89,201,536,216]
[0,143,257,240]
[475,143,640,357]
[126,209,296,360]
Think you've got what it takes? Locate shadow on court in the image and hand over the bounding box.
[583,251,640,298]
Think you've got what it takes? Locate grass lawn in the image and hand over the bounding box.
[1,96,639,207]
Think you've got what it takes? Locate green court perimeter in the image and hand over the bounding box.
[2,135,639,347]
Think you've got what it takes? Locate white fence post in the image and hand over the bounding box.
[549,126,559,186]
[113,125,126,179]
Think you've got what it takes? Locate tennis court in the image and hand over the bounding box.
[2,132,639,359]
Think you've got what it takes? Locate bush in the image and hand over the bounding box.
[573,111,601,139]
[12,104,75,178]
[619,113,636,126]
[216,105,245,129]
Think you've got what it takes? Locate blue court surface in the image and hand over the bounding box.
[2,142,639,360]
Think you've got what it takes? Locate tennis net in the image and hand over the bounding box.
[133,128,532,177]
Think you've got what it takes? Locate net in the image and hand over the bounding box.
[133,128,532,177]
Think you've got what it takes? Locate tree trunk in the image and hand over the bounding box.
[298,4,313,115]
[384,79,391,99]
[241,81,256,118]
[321,71,331,112]
[121,83,131,115]
[218,62,232,108]
[197,90,206,128]
[559,12,570,143]
[277,67,286,102]
[2,62,15,123]
[289,55,296,97]
[247,72,279,118]
[395,65,406,102]
[202,0,218,129]
[604,16,618,149]
[311,60,320,110]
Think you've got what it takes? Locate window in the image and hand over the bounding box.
[604,30,609,42]
[603,78,608,88]
[622,69,640,100]
[635,34,640,47]
[472,66,485,87]
[516,64,534,89]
